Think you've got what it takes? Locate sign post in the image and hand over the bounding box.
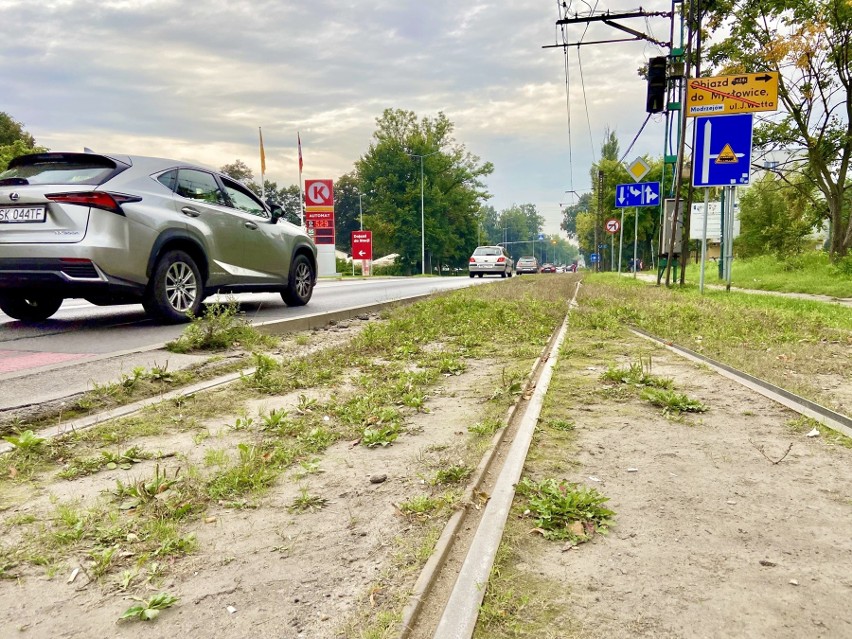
[304,179,336,277]
[351,230,372,276]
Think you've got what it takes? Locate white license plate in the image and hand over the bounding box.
[0,206,47,223]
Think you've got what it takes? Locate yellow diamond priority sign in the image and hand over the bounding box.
[626,157,651,182]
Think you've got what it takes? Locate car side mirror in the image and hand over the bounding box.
[267,201,284,223]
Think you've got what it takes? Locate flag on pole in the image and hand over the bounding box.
[259,127,266,175]
[297,132,303,174]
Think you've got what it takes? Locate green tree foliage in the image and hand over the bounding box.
[334,172,362,253]
[737,172,817,257]
[561,191,591,239]
[357,109,494,274]
[705,0,852,258]
[0,112,46,171]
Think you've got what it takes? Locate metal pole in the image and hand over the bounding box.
[633,207,638,279]
[618,209,625,273]
[699,188,709,293]
[727,186,736,290]
[359,194,363,230]
[420,157,425,275]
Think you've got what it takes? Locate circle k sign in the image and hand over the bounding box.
[605,218,621,234]
[305,179,334,207]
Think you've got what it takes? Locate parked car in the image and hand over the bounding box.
[541,263,556,273]
[468,245,514,278]
[0,152,317,323]
[515,256,539,274]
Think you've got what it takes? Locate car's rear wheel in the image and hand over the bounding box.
[143,250,203,323]
[0,293,63,321]
[501,270,507,278]
[469,272,475,278]
[281,254,314,306]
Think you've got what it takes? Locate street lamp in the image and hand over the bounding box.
[406,150,440,275]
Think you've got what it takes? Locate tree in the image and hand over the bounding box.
[705,0,852,258]
[357,109,494,274]
[219,159,254,184]
[334,172,362,253]
[561,192,592,238]
[737,171,817,257]
[0,112,46,171]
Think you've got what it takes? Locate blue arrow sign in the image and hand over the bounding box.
[615,181,661,208]
[693,114,753,187]
[590,253,600,263]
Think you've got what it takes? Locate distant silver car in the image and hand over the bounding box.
[0,152,317,323]
[468,245,514,278]
[515,256,539,274]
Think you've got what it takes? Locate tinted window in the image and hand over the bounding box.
[474,247,503,256]
[157,169,178,192]
[221,177,268,218]
[0,153,117,185]
[175,169,226,205]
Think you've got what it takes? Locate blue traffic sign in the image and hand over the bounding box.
[538,233,545,241]
[615,181,661,208]
[693,114,753,187]
[590,253,600,263]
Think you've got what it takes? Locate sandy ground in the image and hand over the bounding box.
[505,339,852,639]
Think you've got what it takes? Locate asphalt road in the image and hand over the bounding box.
[0,276,491,383]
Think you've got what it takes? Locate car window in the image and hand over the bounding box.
[175,169,227,205]
[220,177,268,218]
[157,169,178,192]
[1,155,117,185]
[473,247,502,256]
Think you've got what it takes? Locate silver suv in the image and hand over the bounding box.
[0,152,317,323]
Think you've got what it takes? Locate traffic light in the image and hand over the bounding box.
[646,56,667,113]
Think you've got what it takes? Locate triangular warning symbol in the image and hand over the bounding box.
[716,144,738,164]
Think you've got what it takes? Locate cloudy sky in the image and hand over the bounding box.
[2,0,674,234]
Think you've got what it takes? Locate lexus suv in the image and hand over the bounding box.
[0,152,317,323]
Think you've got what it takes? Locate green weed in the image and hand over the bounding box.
[288,487,328,513]
[516,477,614,542]
[640,388,709,414]
[119,592,179,622]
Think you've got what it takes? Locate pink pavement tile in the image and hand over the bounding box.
[0,350,92,374]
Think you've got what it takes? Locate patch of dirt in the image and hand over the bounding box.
[508,341,852,638]
[0,338,501,638]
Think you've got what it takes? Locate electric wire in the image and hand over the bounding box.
[618,113,653,163]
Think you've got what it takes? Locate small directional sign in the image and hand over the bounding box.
[615,181,661,208]
[590,253,600,264]
[693,114,753,187]
[605,218,620,234]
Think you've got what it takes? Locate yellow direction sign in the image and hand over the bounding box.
[686,72,778,117]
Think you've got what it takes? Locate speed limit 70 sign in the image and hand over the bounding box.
[605,218,620,234]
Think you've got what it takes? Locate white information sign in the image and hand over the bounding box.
[689,201,740,241]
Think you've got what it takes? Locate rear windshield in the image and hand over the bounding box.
[473,247,503,256]
[0,153,120,186]
[518,257,536,263]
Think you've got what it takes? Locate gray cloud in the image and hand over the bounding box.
[2,0,672,233]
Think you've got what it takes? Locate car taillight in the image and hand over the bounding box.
[469,257,476,263]
[45,191,141,216]
[497,256,505,263]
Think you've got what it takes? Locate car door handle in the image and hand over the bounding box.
[244,221,258,230]
[181,207,201,218]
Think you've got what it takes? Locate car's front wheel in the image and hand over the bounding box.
[143,250,203,323]
[281,254,314,306]
[0,293,63,321]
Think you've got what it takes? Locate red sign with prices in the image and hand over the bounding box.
[304,179,335,245]
[351,230,373,260]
